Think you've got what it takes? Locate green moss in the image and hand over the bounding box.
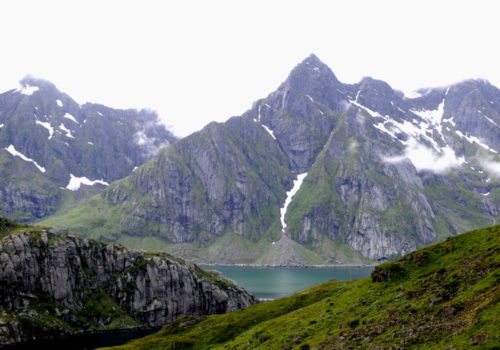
[0,216,49,239]
[73,290,137,329]
[0,216,25,237]
[424,176,494,233]
[311,238,374,265]
[192,265,236,289]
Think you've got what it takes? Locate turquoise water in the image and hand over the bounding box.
[202,265,374,300]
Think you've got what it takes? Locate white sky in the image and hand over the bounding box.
[1,0,499,137]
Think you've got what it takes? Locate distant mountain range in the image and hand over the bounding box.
[0,76,177,221]
[4,55,499,264]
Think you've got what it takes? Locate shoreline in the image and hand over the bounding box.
[198,263,377,268]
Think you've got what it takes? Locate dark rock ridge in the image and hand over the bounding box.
[0,226,257,346]
[41,55,500,264]
[0,76,177,222]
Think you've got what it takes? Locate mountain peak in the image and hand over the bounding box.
[284,54,340,91]
[452,78,496,92]
[303,53,322,64]
[296,53,332,74]
[358,76,395,95]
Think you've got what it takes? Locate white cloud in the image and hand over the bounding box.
[17,84,39,95]
[479,157,500,178]
[133,120,172,157]
[384,138,465,173]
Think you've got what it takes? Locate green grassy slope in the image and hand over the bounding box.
[0,216,48,239]
[103,225,500,350]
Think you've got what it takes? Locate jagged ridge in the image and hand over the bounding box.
[0,77,177,222]
[41,55,499,264]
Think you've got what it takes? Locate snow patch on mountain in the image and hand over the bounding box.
[280,173,308,233]
[443,117,456,127]
[63,113,79,124]
[351,99,442,151]
[59,123,74,138]
[261,124,277,140]
[35,121,54,140]
[4,145,46,173]
[253,104,277,140]
[351,94,474,174]
[373,121,399,140]
[455,130,498,154]
[56,100,63,107]
[0,124,4,128]
[402,90,423,99]
[65,174,109,191]
[350,100,384,118]
[410,96,446,141]
[475,109,498,127]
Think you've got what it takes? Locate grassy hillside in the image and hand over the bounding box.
[103,225,499,349]
[0,216,48,239]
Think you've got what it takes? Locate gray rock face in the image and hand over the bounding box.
[249,54,342,173]
[103,116,293,244]
[442,80,500,150]
[0,229,256,345]
[0,76,177,222]
[40,55,500,264]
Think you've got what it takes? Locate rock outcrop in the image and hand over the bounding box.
[0,225,257,346]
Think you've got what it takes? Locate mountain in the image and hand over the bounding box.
[0,216,256,346]
[0,76,177,222]
[102,225,500,350]
[41,55,499,264]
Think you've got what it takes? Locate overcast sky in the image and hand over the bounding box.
[1,0,499,136]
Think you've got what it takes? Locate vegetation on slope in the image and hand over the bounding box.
[0,216,48,239]
[103,225,499,349]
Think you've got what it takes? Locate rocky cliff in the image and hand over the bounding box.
[41,55,500,264]
[0,218,257,346]
[0,77,177,222]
